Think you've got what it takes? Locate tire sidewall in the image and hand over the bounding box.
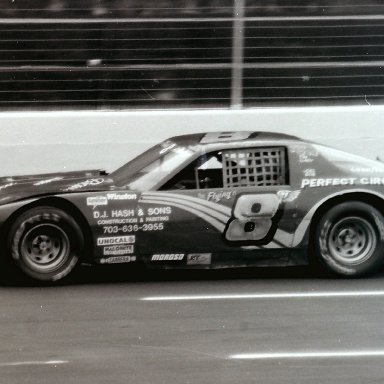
[315,201,384,276]
[8,207,84,282]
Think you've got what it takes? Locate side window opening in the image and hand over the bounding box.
[160,152,224,190]
[160,147,288,190]
[223,147,287,187]
[195,153,223,189]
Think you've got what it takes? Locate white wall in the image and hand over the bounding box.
[1,106,383,176]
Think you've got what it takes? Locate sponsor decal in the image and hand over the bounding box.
[111,209,135,218]
[100,255,136,264]
[277,190,301,202]
[207,191,236,202]
[187,253,212,265]
[145,216,169,222]
[358,177,384,185]
[151,254,185,261]
[97,236,135,246]
[103,245,134,256]
[97,218,138,225]
[87,196,108,209]
[291,145,318,163]
[303,169,316,177]
[107,193,137,201]
[33,177,63,186]
[301,178,357,188]
[66,178,104,191]
[147,207,172,215]
[93,210,109,219]
[351,167,384,174]
[301,177,384,188]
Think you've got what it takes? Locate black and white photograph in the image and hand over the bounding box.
[1,1,384,383]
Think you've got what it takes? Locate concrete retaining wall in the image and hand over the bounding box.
[1,106,383,176]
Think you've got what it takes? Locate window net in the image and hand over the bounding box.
[222,147,287,188]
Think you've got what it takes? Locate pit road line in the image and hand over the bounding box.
[0,360,68,367]
[141,290,384,301]
[230,351,384,360]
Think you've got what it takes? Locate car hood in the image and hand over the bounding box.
[0,170,114,206]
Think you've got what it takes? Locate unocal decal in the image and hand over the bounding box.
[97,236,135,246]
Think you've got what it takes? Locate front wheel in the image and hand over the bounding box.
[8,206,84,282]
[314,201,384,277]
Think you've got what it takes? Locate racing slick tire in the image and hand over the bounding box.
[7,206,84,282]
[314,201,384,277]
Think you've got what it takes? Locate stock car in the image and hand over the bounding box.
[1,131,384,282]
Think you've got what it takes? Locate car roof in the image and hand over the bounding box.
[168,131,301,147]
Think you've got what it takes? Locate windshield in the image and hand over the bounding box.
[111,140,198,190]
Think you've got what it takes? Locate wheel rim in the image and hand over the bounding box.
[20,223,70,273]
[328,216,376,266]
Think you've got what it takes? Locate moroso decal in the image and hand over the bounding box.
[103,245,134,256]
[187,253,212,265]
[100,255,136,264]
[151,254,185,261]
[97,236,135,246]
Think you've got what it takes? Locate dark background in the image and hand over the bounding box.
[1,0,384,110]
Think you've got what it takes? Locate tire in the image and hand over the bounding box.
[7,206,84,282]
[314,201,384,277]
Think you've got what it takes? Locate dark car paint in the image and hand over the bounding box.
[1,131,384,270]
[0,170,112,205]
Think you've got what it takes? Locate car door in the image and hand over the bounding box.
[137,145,297,266]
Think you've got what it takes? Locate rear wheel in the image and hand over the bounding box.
[314,201,384,276]
[8,207,84,282]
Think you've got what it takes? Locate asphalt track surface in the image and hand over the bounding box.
[1,266,384,384]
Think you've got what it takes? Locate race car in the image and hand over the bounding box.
[1,131,384,282]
